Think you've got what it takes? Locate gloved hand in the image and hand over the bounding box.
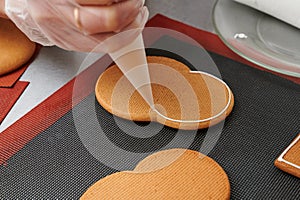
[5,0,148,52]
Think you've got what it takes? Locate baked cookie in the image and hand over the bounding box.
[0,18,36,76]
[95,56,234,130]
[275,134,300,178]
[81,149,230,199]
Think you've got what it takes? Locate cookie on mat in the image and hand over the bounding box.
[0,18,36,76]
[95,56,234,130]
[275,134,300,178]
[81,149,230,199]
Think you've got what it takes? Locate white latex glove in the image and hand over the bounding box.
[5,0,148,52]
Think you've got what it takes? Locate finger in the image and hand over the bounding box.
[75,0,126,6]
[44,7,148,52]
[92,7,149,52]
[67,0,144,34]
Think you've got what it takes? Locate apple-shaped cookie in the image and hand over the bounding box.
[81,149,230,199]
[95,56,234,130]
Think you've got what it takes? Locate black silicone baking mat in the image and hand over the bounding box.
[0,29,299,200]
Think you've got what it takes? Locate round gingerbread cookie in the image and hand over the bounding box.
[0,18,36,76]
[81,149,230,200]
[95,56,234,130]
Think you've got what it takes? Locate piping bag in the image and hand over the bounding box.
[108,34,155,109]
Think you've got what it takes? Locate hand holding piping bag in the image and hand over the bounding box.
[5,0,153,107]
[4,0,148,52]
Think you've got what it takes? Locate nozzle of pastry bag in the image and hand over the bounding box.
[108,34,154,109]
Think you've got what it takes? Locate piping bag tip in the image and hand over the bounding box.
[108,34,155,109]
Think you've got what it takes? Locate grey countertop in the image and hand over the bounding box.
[147,0,216,32]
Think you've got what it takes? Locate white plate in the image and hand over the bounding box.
[212,0,300,78]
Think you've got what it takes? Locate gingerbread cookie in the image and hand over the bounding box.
[0,18,36,76]
[95,56,234,130]
[81,149,230,199]
[275,134,300,178]
[134,148,188,173]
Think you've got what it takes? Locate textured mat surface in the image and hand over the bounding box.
[0,45,40,88]
[0,65,29,88]
[0,34,299,199]
[1,14,300,199]
[0,81,29,124]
